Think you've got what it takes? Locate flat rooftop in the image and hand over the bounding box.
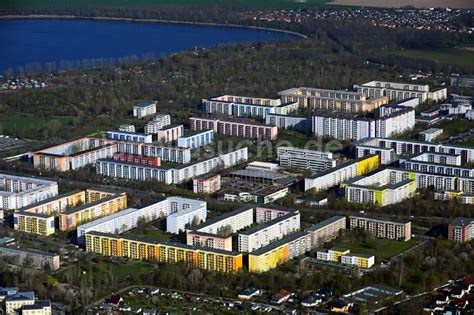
[87,231,241,256]
[0,244,58,257]
[134,101,155,108]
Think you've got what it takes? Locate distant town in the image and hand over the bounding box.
[242,7,473,34]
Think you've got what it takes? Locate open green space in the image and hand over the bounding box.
[0,113,73,132]
[57,259,155,281]
[109,261,155,278]
[0,0,334,9]
[327,238,418,261]
[125,228,174,241]
[124,220,174,242]
[391,48,474,67]
[439,119,474,137]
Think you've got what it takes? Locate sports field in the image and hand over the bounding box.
[391,48,474,67]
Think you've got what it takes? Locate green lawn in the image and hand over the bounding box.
[440,119,474,137]
[0,0,334,9]
[111,262,155,278]
[327,238,418,261]
[391,48,474,67]
[124,222,174,242]
[0,113,73,131]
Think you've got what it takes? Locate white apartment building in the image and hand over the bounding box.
[177,129,214,149]
[312,106,415,141]
[304,216,347,248]
[166,198,207,234]
[5,291,36,315]
[0,174,58,210]
[312,114,375,141]
[388,167,470,193]
[265,114,311,133]
[355,137,474,164]
[341,254,375,268]
[316,249,330,261]
[419,128,443,142]
[203,95,298,119]
[376,106,416,138]
[354,81,447,103]
[107,130,153,143]
[193,206,254,235]
[156,124,184,143]
[76,197,206,244]
[356,146,395,165]
[133,101,157,119]
[0,245,60,270]
[96,147,248,184]
[441,103,472,115]
[277,147,337,173]
[116,141,192,163]
[238,211,300,252]
[144,114,172,134]
[118,124,136,133]
[394,97,420,109]
[255,206,291,223]
[349,215,411,241]
[21,300,52,315]
[399,153,473,178]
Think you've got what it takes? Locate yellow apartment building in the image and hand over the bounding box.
[85,232,243,273]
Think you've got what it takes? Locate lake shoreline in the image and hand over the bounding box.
[0,14,308,39]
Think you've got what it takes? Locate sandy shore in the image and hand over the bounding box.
[328,0,474,9]
[0,14,308,39]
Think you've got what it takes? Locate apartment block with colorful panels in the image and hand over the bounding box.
[248,231,312,273]
[304,154,380,192]
[59,191,127,231]
[14,188,126,235]
[342,169,417,206]
[14,190,87,236]
[316,247,375,268]
[14,212,56,236]
[85,232,243,273]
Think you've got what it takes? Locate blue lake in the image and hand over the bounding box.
[0,18,298,73]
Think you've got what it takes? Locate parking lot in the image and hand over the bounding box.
[0,135,29,151]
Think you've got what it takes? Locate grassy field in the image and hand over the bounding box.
[327,238,418,261]
[0,0,334,9]
[110,262,155,278]
[440,119,474,137]
[391,48,474,67]
[0,113,73,131]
